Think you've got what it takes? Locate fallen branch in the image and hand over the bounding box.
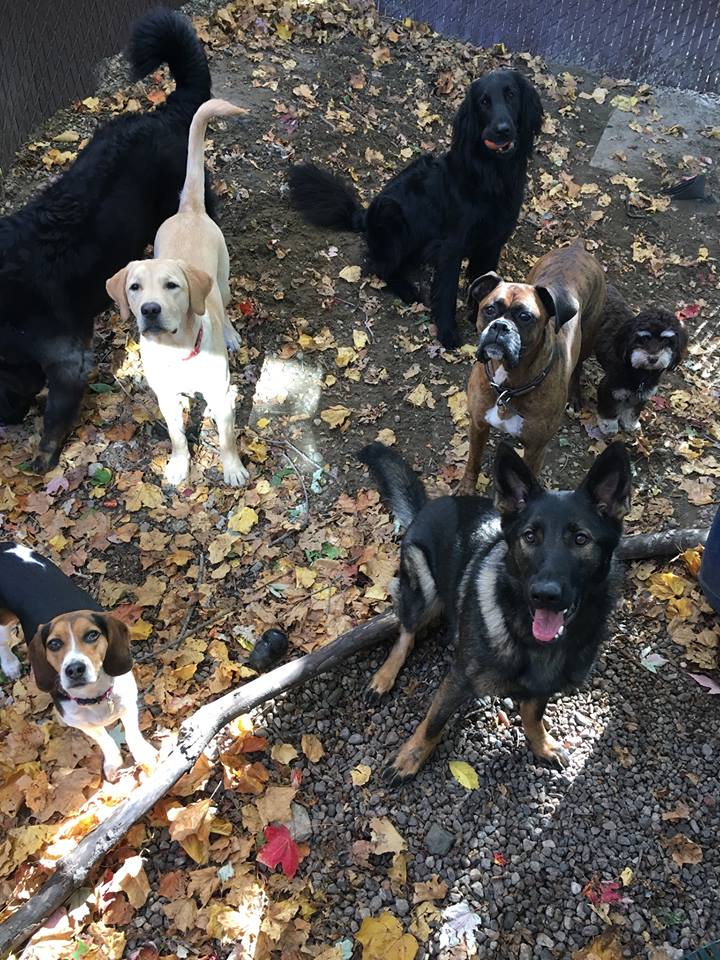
[0,609,398,956]
[616,526,708,560]
[0,526,710,950]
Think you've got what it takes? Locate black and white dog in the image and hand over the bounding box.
[289,70,543,348]
[357,440,631,784]
[594,285,688,434]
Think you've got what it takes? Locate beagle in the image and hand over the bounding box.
[107,99,249,488]
[0,542,156,781]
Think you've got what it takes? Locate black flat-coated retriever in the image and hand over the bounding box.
[0,10,215,472]
[289,70,543,348]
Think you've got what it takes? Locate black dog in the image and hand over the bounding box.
[288,70,543,349]
[0,10,214,472]
[594,285,688,434]
[357,439,631,783]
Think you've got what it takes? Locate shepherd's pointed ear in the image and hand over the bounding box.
[493,443,543,516]
[581,442,632,523]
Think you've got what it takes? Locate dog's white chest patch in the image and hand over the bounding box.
[485,403,524,437]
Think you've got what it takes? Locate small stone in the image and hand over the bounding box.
[289,803,312,843]
[425,824,455,856]
[395,898,410,917]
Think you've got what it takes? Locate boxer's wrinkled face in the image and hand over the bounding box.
[470,274,554,370]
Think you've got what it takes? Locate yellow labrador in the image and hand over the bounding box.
[107,99,248,487]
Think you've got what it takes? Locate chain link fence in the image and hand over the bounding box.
[0,0,182,171]
[378,0,720,93]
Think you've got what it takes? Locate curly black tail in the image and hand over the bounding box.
[288,163,366,232]
[127,8,211,116]
[357,442,428,530]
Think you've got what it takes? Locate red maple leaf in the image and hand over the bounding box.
[257,824,300,879]
[676,303,700,322]
[582,879,622,905]
[238,299,254,317]
[493,851,507,867]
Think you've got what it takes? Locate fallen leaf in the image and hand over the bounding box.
[662,801,691,822]
[375,428,396,446]
[321,405,352,429]
[448,760,480,790]
[572,929,624,959]
[351,764,372,786]
[664,833,703,866]
[413,875,448,903]
[109,854,150,908]
[438,901,482,951]
[228,506,259,533]
[339,265,362,283]
[271,743,299,764]
[369,816,406,855]
[356,912,418,960]
[689,673,720,695]
[257,823,301,878]
[301,733,325,763]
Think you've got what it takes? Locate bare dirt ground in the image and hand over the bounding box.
[0,2,719,959]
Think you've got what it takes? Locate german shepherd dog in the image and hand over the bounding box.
[357,440,631,784]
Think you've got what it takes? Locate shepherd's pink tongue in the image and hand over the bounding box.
[532,609,564,643]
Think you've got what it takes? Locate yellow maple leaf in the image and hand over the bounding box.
[228,506,259,534]
[275,21,293,41]
[336,346,357,368]
[271,743,299,764]
[295,566,317,588]
[339,265,362,283]
[356,912,418,960]
[449,759,480,790]
[353,329,369,349]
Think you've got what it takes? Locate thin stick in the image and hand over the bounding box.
[0,609,399,955]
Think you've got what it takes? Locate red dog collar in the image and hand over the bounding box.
[182,324,204,361]
[57,682,113,705]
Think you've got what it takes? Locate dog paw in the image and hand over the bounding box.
[438,330,463,350]
[224,325,243,352]
[132,742,159,774]
[26,451,55,475]
[164,454,190,486]
[620,418,641,432]
[364,672,394,705]
[531,736,571,771]
[103,761,123,783]
[223,458,249,487]
[382,738,433,786]
[0,654,22,680]
[456,478,477,497]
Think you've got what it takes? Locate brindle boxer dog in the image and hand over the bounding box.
[458,239,606,494]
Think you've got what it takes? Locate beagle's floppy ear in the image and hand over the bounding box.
[468,271,503,306]
[91,614,133,676]
[28,623,57,692]
[180,262,213,317]
[535,285,578,331]
[106,266,133,321]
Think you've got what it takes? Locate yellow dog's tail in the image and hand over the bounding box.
[179,98,247,214]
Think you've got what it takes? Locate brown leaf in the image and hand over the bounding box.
[664,833,703,866]
[301,733,325,763]
[661,801,691,822]
[412,875,448,903]
[572,929,623,959]
[369,816,406,855]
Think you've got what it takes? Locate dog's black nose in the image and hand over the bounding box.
[64,660,87,681]
[495,122,511,138]
[141,301,162,318]
[530,581,562,607]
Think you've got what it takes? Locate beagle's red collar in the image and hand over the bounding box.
[181,323,204,361]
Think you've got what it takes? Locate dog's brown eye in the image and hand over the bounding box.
[481,95,491,108]
[84,630,100,643]
[522,529,536,544]
[166,281,179,290]
[129,283,140,291]
[47,637,63,652]
[505,88,515,100]
[484,304,498,318]
[518,311,533,323]
[574,532,589,546]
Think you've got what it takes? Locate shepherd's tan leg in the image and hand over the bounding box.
[365,628,415,703]
[520,698,570,770]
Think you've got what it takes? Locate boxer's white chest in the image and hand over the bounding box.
[484,403,524,436]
